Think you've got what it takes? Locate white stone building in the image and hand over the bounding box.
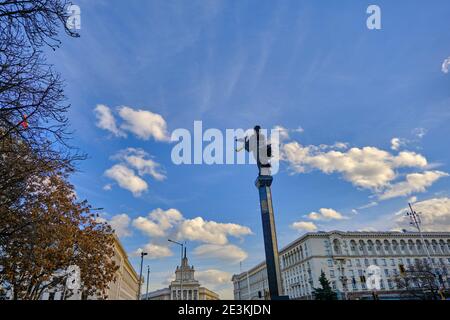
[232,231,450,300]
[40,235,140,300]
[142,249,219,300]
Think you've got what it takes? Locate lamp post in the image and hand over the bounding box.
[145,266,150,300]
[406,203,434,266]
[138,251,147,300]
[168,239,184,300]
[406,203,441,297]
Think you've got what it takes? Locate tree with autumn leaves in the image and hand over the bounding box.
[0,141,119,300]
[0,1,119,299]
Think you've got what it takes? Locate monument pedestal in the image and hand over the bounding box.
[255,175,283,299]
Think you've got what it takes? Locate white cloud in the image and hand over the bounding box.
[273,126,290,141]
[177,217,253,245]
[294,127,305,134]
[133,208,183,238]
[109,214,132,238]
[281,140,447,202]
[379,171,449,200]
[193,244,248,264]
[307,208,347,221]
[409,196,418,203]
[273,126,305,142]
[196,269,233,299]
[394,197,450,231]
[358,201,378,210]
[391,138,402,151]
[133,243,173,259]
[118,106,170,141]
[196,269,231,287]
[413,127,427,139]
[291,221,318,232]
[104,164,148,196]
[94,104,170,142]
[105,149,165,195]
[133,211,252,245]
[442,57,450,74]
[283,142,428,191]
[103,184,113,191]
[357,227,378,232]
[94,104,125,137]
[113,148,166,181]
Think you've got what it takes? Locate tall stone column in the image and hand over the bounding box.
[255,175,283,299]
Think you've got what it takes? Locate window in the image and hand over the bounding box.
[327,259,333,267]
[384,269,389,276]
[330,270,335,278]
[373,259,378,265]
[388,279,394,290]
[364,259,370,267]
[390,259,395,266]
[347,260,353,267]
[356,259,361,267]
[381,259,387,266]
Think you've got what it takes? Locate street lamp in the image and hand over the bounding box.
[168,239,185,300]
[145,266,150,300]
[138,251,147,300]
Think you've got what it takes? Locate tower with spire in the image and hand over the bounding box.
[144,247,219,300]
[170,247,200,299]
[175,247,196,282]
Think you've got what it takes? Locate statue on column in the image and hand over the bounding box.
[236,126,273,176]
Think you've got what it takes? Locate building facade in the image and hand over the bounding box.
[143,249,219,300]
[232,231,450,300]
[40,235,140,300]
[104,235,140,300]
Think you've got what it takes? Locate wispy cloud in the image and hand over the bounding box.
[442,56,450,74]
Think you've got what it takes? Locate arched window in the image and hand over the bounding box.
[439,240,447,254]
[384,240,392,254]
[408,240,416,254]
[375,240,383,255]
[400,240,407,254]
[367,240,375,255]
[416,240,423,254]
[431,240,439,254]
[350,240,358,255]
[392,240,400,254]
[333,239,342,255]
[424,240,432,255]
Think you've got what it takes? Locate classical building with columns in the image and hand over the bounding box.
[232,230,450,300]
[143,249,219,300]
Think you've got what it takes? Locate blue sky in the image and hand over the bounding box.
[45,1,450,298]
